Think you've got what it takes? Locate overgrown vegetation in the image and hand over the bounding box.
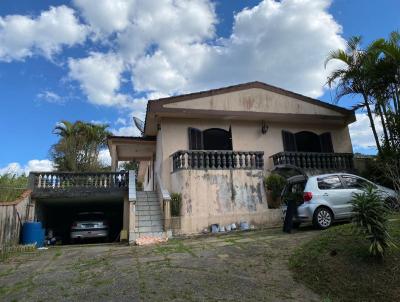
[290,215,400,302]
[351,187,397,257]
[0,174,28,202]
[264,174,286,208]
[170,193,182,217]
[327,31,400,205]
[51,120,111,172]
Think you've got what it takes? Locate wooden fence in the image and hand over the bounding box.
[0,190,32,248]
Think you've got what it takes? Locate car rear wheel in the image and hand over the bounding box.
[313,207,333,229]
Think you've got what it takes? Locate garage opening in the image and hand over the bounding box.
[36,198,124,245]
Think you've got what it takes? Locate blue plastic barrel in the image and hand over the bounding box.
[22,222,45,247]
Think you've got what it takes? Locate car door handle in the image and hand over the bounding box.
[323,193,329,197]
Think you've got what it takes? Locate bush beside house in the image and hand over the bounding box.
[264,174,286,209]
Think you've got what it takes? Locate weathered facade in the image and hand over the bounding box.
[108,81,356,238]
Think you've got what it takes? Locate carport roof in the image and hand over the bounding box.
[107,135,156,162]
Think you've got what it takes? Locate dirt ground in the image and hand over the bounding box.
[0,227,320,302]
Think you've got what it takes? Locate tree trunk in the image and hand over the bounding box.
[363,93,382,153]
[377,102,390,147]
[381,103,396,148]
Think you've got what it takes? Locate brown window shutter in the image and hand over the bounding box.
[282,130,296,151]
[188,127,203,150]
[320,132,334,153]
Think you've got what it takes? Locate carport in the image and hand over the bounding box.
[35,196,124,244]
[29,171,130,245]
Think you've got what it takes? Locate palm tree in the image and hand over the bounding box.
[325,36,382,152]
[51,121,111,171]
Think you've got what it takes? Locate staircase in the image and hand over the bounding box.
[134,191,167,240]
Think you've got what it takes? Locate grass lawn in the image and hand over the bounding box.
[289,214,400,302]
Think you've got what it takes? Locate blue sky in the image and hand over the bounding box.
[0,0,399,173]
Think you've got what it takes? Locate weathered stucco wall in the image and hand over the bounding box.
[159,118,353,192]
[164,87,343,117]
[171,169,280,234]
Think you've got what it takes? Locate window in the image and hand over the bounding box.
[295,131,321,152]
[317,176,343,190]
[282,130,334,153]
[341,175,375,190]
[188,127,232,150]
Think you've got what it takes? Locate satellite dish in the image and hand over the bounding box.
[133,117,144,136]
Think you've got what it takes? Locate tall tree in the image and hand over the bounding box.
[325,36,382,153]
[51,121,111,172]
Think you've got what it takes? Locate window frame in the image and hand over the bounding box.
[317,175,344,190]
[339,175,377,190]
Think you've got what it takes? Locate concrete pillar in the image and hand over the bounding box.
[111,145,118,172]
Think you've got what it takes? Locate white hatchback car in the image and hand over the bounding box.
[281,173,398,229]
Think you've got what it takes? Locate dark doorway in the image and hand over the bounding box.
[282,130,334,153]
[203,128,232,150]
[295,131,322,152]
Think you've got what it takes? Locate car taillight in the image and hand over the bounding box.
[303,192,313,202]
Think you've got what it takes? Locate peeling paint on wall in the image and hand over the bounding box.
[170,169,275,234]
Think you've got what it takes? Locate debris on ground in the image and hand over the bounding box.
[135,236,168,246]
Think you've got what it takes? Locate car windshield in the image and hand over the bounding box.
[76,213,104,221]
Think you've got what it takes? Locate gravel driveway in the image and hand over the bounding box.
[0,227,320,302]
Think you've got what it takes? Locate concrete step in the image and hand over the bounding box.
[136,220,163,227]
[136,200,159,205]
[135,204,161,211]
[137,191,157,197]
[137,214,162,221]
[136,209,161,216]
[137,225,164,233]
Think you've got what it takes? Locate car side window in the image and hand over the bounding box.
[317,176,343,190]
[342,176,375,190]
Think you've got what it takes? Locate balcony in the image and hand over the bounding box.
[271,152,354,171]
[171,150,264,172]
[30,171,129,198]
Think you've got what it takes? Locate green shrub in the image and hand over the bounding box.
[351,186,397,257]
[0,174,28,202]
[170,193,182,217]
[264,174,287,200]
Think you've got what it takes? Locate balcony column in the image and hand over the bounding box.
[110,145,118,171]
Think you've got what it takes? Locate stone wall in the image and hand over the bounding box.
[171,169,281,234]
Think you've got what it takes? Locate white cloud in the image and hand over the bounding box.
[73,0,132,36]
[68,52,129,107]
[349,113,382,151]
[189,0,346,97]
[0,5,87,61]
[98,149,111,166]
[37,90,64,104]
[0,160,54,176]
[115,118,127,126]
[132,51,187,94]
[25,160,54,173]
[3,0,350,147]
[0,163,24,176]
